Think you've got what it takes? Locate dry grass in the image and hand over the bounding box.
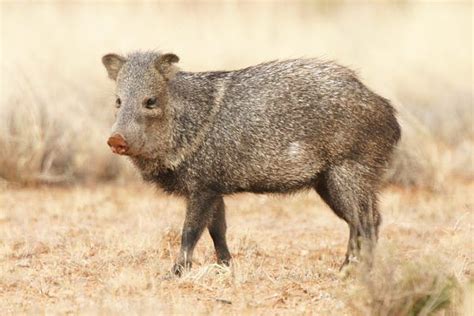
[349,249,464,315]
[0,1,472,315]
[0,181,472,314]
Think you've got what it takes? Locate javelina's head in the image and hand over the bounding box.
[102,51,179,159]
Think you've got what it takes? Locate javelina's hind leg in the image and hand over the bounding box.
[208,197,232,266]
[314,162,381,269]
[172,192,220,276]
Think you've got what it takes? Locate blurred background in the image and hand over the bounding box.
[1,1,472,189]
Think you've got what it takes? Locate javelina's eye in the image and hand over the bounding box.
[144,97,158,109]
[115,98,121,108]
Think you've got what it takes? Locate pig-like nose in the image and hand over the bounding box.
[107,134,129,155]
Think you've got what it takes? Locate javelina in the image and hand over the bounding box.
[102,51,401,275]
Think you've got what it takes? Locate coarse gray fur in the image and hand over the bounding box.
[102,51,401,275]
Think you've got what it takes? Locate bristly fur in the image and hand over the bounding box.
[102,51,401,275]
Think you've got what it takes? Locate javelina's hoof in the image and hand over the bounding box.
[338,262,357,279]
[217,257,231,267]
[171,264,184,277]
[339,254,359,270]
[338,254,360,279]
[171,262,191,277]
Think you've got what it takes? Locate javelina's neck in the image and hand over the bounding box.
[130,70,230,184]
[164,70,231,169]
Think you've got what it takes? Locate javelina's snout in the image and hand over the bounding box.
[107,134,129,155]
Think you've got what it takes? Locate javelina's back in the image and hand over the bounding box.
[170,59,400,194]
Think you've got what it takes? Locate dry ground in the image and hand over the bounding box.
[0,180,472,314]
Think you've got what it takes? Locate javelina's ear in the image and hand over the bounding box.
[155,53,180,80]
[102,53,126,80]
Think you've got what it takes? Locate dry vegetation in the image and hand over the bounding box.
[0,183,472,314]
[0,1,472,315]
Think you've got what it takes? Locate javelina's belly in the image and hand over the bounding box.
[205,139,325,194]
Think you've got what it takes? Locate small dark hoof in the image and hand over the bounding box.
[217,257,232,267]
[171,262,191,277]
[171,263,184,277]
[339,254,359,271]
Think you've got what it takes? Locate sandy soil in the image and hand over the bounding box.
[0,181,471,314]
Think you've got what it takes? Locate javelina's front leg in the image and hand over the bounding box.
[172,192,219,276]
